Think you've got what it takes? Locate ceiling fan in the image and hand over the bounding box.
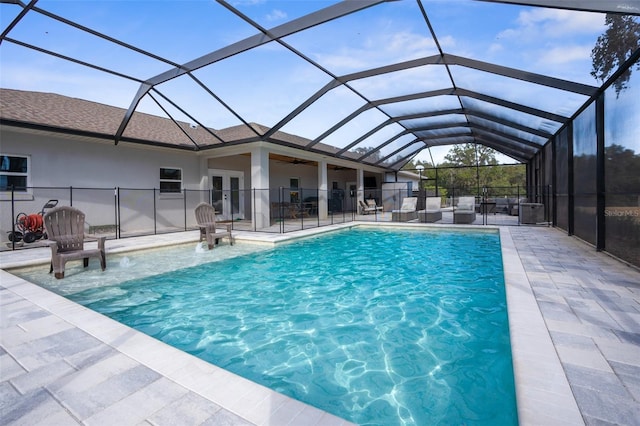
[290,158,312,165]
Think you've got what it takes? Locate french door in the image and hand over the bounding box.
[208,169,244,220]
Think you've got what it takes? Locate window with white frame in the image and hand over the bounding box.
[159,167,182,193]
[1,154,30,191]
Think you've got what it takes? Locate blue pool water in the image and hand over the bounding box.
[24,227,517,425]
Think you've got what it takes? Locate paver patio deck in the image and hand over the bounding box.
[1,224,638,425]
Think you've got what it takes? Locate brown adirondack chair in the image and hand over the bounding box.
[195,202,233,249]
[43,206,106,279]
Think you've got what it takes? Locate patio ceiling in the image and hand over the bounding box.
[1,0,638,170]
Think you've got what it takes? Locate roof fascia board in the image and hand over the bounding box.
[474,0,640,15]
[1,119,201,152]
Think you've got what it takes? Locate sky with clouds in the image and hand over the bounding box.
[1,0,631,166]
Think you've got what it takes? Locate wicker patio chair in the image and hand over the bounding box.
[43,206,106,279]
[195,202,233,249]
[418,197,442,223]
[454,196,477,224]
[392,197,418,222]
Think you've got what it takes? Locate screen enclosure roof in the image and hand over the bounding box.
[1,0,639,170]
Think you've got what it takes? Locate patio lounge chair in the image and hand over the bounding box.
[359,200,374,215]
[418,197,442,223]
[365,199,383,213]
[392,197,418,222]
[195,202,233,249]
[359,199,382,215]
[43,206,106,279]
[454,196,476,224]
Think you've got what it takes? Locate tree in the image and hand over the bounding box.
[442,144,498,166]
[352,146,381,163]
[591,14,640,96]
[433,144,525,194]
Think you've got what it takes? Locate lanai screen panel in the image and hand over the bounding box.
[424,0,608,85]
[450,66,590,118]
[359,133,418,163]
[280,1,440,75]
[347,65,452,100]
[195,44,333,131]
[459,97,565,135]
[279,86,367,142]
[400,115,469,130]
[317,108,390,151]
[1,0,638,168]
[466,116,549,145]
[378,96,462,118]
[346,123,411,155]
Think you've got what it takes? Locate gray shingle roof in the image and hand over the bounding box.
[0,89,316,152]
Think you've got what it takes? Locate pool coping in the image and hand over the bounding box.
[0,223,582,425]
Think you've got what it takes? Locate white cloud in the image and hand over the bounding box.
[499,8,605,41]
[266,9,287,22]
[488,43,503,55]
[437,35,457,50]
[314,29,435,73]
[537,44,593,65]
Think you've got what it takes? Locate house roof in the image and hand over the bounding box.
[0,88,326,153]
[1,1,638,170]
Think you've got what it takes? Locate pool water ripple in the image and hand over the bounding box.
[15,227,517,425]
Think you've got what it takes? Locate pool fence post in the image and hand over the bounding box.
[116,187,121,239]
[153,187,160,235]
[10,185,15,250]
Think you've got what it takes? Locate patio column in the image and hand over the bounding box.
[357,168,364,204]
[318,160,328,219]
[198,156,209,203]
[251,147,270,229]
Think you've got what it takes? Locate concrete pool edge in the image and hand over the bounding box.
[500,227,583,425]
[1,224,583,425]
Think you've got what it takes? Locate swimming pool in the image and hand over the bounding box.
[15,227,517,425]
